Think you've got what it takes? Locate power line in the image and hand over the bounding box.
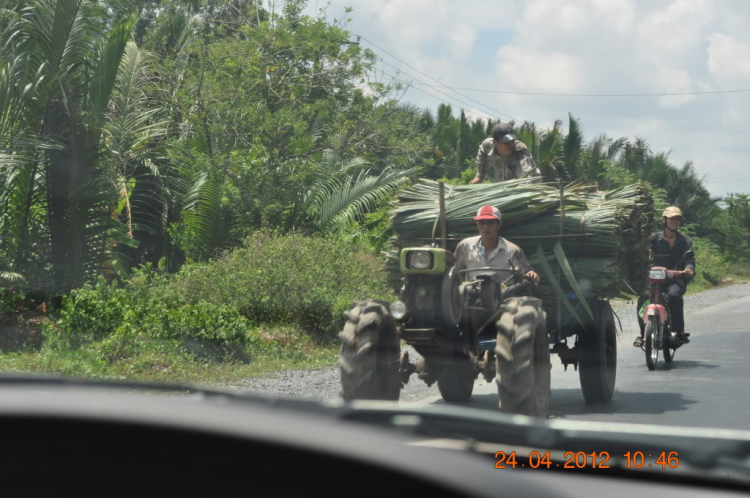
[375,58,508,123]
[376,61,513,121]
[423,86,750,98]
[375,65,497,122]
[356,34,517,121]
[706,176,750,183]
[706,179,750,185]
[356,34,750,101]
[377,68,497,123]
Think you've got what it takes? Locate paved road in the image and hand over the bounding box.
[421,295,750,431]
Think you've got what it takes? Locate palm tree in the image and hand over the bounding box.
[726,194,750,230]
[302,164,414,232]
[516,120,566,181]
[581,133,626,186]
[0,1,162,290]
[560,113,583,181]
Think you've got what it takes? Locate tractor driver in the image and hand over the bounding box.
[453,205,540,286]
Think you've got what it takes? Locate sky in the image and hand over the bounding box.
[304,0,750,198]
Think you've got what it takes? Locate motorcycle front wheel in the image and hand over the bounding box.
[663,330,676,363]
[645,319,658,371]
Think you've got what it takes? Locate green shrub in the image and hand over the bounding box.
[732,263,750,278]
[154,231,393,334]
[48,277,256,362]
[46,232,392,365]
[51,279,129,348]
[691,237,730,286]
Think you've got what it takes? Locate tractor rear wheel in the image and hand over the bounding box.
[579,300,617,403]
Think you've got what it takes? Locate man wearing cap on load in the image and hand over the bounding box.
[470,123,541,184]
[633,206,696,347]
[453,205,540,286]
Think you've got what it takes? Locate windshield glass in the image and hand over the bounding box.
[2,0,750,480]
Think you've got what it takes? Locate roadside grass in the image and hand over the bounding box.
[0,232,389,385]
[0,323,340,384]
[685,264,750,296]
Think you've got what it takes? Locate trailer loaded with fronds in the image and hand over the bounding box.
[386,178,654,307]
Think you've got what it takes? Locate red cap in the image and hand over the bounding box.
[473,205,501,222]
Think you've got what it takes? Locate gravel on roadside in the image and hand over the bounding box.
[234,282,750,403]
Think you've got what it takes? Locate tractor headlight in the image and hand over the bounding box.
[390,301,408,321]
[649,269,666,280]
[408,251,433,270]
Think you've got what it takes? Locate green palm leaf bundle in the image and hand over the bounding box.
[388,179,653,299]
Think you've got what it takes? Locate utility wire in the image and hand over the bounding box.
[356,35,750,99]
[376,57,512,123]
[423,86,750,98]
[376,65,497,121]
[706,176,750,183]
[706,179,750,185]
[378,68,497,123]
[357,34,518,121]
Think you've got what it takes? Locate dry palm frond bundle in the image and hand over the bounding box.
[387,179,654,299]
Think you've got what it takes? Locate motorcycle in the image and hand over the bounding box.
[642,250,694,371]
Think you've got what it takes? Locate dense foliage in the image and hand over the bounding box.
[0,0,426,293]
[0,233,390,379]
[0,1,747,377]
[46,231,390,359]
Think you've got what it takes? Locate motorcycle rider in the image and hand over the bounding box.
[470,123,541,184]
[633,206,695,347]
[453,205,540,285]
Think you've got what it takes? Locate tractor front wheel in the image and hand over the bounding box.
[338,300,402,401]
[437,361,475,402]
[495,297,551,417]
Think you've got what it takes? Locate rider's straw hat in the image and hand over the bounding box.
[662,206,683,219]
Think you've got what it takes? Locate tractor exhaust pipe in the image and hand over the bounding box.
[439,181,447,250]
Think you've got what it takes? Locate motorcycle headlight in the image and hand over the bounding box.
[408,251,433,270]
[390,301,408,321]
[649,269,666,280]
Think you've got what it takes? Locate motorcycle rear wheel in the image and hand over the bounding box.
[645,320,658,371]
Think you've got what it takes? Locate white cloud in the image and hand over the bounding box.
[524,0,592,34]
[707,33,750,81]
[309,0,750,196]
[721,107,746,127]
[449,25,476,59]
[496,47,583,94]
[654,67,695,107]
[633,0,713,67]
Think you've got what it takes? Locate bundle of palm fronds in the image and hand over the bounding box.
[387,179,654,299]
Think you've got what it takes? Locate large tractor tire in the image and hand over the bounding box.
[495,297,551,417]
[578,300,617,403]
[338,300,402,401]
